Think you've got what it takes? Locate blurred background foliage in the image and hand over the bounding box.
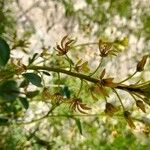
[0,0,150,149]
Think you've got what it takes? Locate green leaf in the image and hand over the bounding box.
[75,118,83,135]
[22,73,42,87]
[42,71,51,76]
[19,97,29,109]
[61,86,70,98]
[26,90,39,98]
[20,79,29,88]
[0,117,9,126]
[0,80,19,101]
[28,53,38,65]
[0,37,10,66]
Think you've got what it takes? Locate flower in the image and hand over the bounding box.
[69,98,91,114]
[99,39,113,57]
[54,35,75,56]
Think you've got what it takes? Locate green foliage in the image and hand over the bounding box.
[109,0,131,18]
[75,118,83,135]
[22,73,42,87]
[0,0,150,149]
[19,97,29,110]
[0,37,10,66]
[0,80,19,101]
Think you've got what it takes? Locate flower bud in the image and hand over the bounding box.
[136,55,149,72]
[136,100,146,113]
[105,103,118,116]
[123,111,135,129]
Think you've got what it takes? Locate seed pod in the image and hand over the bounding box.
[123,111,135,129]
[136,55,149,72]
[136,100,146,113]
[105,103,118,116]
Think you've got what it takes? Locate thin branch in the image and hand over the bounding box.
[89,57,103,76]
[27,65,150,93]
[113,88,125,110]
[118,70,137,84]
[74,42,98,48]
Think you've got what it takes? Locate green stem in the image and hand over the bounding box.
[89,58,103,76]
[118,71,137,84]
[27,65,144,93]
[113,88,125,110]
[28,65,100,84]
[129,92,137,102]
[76,79,83,97]
[17,113,145,125]
[74,42,98,48]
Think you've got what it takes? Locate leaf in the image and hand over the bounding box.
[75,61,90,73]
[42,71,51,76]
[28,53,38,65]
[75,118,83,135]
[0,37,10,66]
[0,80,19,101]
[26,90,39,98]
[20,79,29,87]
[19,97,29,109]
[22,73,42,87]
[101,78,118,88]
[61,86,70,98]
[93,85,109,97]
[0,117,9,126]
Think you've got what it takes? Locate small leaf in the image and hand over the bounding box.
[101,78,118,88]
[22,73,42,87]
[42,71,51,76]
[0,37,10,66]
[61,86,70,98]
[20,79,29,87]
[75,61,90,73]
[28,53,38,65]
[0,80,19,101]
[19,97,29,109]
[26,90,39,98]
[75,118,82,135]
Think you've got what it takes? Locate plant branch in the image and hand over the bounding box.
[27,65,150,93]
